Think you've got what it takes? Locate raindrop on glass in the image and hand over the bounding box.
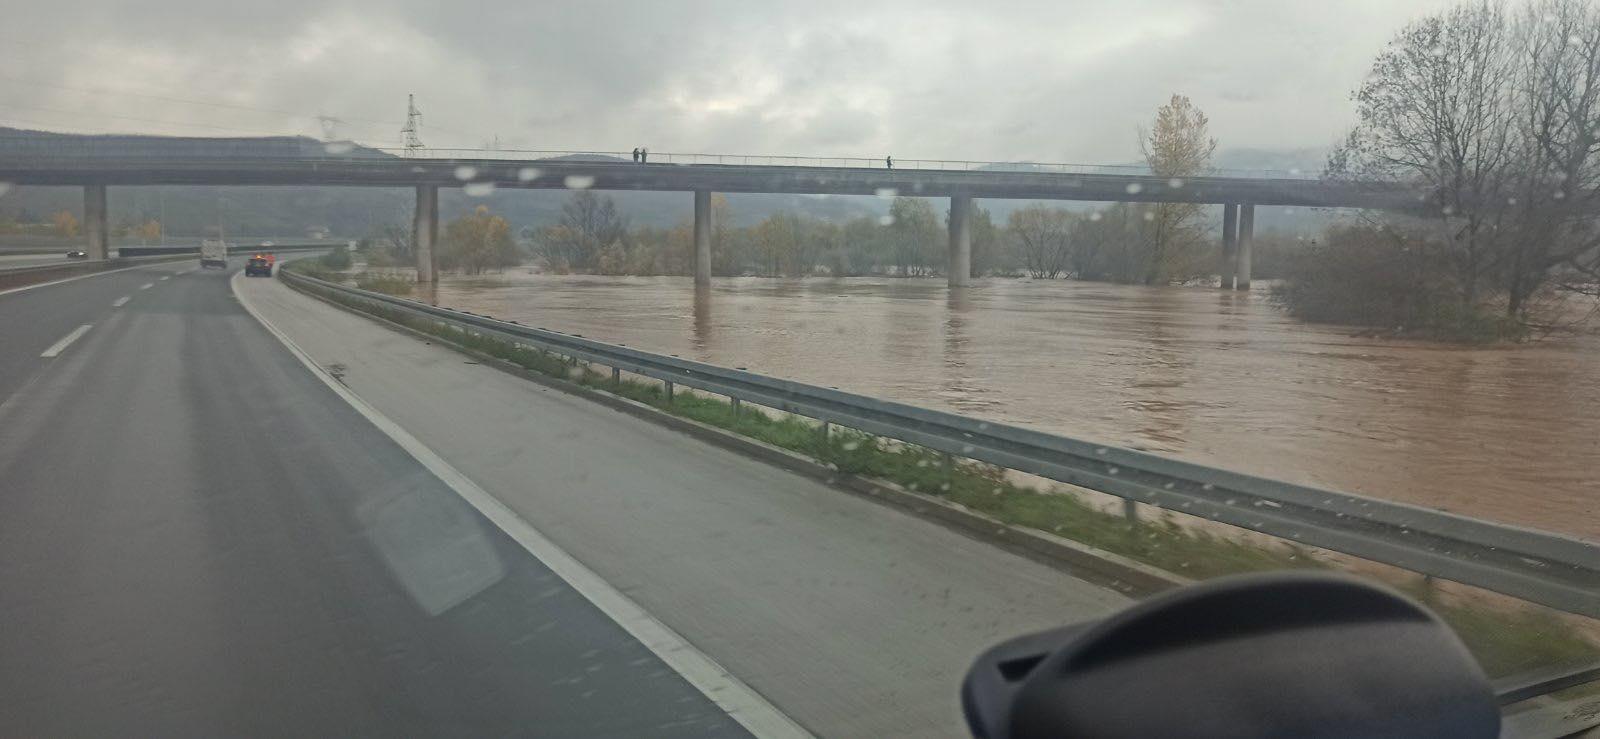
[465,182,496,197]
[1089,211,1103,222]
[565,175,595,190]
[518,167,541,182]
[0,182,11,198]
[454,165,478,181]
[875,187,898,198]
[842,441,860,451]
[1142,211,1156,221]
[1125,183,1143,194]
[1167,178,1184,188]
[323,141,354,155]
[1095,447,1107,455]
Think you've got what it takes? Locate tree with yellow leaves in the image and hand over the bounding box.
[1138,94,1216,285]
[441,205,519,274]
[51,210,79,239]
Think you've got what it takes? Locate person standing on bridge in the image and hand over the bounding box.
[641,147,649,164]
[886,155,893,169]
[632,147,640,163]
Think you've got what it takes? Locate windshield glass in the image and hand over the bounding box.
[1,1,1597,736]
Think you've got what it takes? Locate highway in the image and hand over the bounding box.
[0,260,1127,737]
[0,251,104,269]
[237,272,1128,736]
[0,263,751,737]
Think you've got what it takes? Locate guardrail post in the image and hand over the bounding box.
[1122,498,1139,523]
[611,367,621,386]
[84,185,108,260]
[1236,203,1255,292]
[1219,203,1238,289]
[819,420,830,443]
[730,396,741,419]
[664,381,674,404]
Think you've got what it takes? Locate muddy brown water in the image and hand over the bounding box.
[428,272,1600,542]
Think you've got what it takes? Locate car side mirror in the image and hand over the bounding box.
[961,572,1498,739]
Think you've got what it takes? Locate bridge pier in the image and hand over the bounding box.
[414,185,438,283]
[948,195,972,287]
[1236,203,1255,291]
[1219,203,1238,289]
[84,185,108,260]
[693,190,712,287]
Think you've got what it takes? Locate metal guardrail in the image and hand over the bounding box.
[280,268,1599,620]
[0,253,195,290]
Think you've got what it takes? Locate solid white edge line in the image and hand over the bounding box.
[111,296,130,307]
[0,260,193,298]
[159,276,170,281]
[230,272,812,739]
[40,324,92,358]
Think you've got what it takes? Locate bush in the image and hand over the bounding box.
[1272,225,1522,342]
[354,271,414,296]
[319,245,352,270]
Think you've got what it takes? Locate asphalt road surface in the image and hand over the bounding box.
[238,272,1129,737]
[0,265,750,736]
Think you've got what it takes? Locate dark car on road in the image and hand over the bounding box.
[65,250,87,259]
[244,256,273,277]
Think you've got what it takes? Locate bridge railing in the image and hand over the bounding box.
[0,137,1323,180]
[371,147,1325,180]
[279,266,1598,621]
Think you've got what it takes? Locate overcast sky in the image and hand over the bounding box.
[0,0,1458,164]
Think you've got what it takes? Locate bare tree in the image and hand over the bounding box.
[538,190,628,271]
[1007,205,1073,279]
[1503,0,1600,316]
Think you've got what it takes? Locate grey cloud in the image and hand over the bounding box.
[0,0,1461,163]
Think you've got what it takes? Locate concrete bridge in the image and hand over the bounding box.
[0,140,1417,290]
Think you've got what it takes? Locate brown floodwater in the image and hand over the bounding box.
[429,272,1600,541]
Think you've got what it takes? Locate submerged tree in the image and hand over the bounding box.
[1139,94,1216,285]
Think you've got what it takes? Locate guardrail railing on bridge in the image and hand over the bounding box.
[372,147,1326,180]
[279,267,1598,622]
[0,136,1325,180]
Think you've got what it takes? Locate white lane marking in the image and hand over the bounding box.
[159,276,170,281]
[111,296,130,307]
[176,268,194,275]
[231,273,811,739]
[40,324,92,358]
[0,259,196,298]
[138,283,154,290]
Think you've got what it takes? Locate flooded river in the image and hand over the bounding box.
[431,272,1600,541]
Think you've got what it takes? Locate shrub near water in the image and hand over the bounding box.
[354,271,414,296]
[1272,224,1525,343]
[319,244,353,270]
